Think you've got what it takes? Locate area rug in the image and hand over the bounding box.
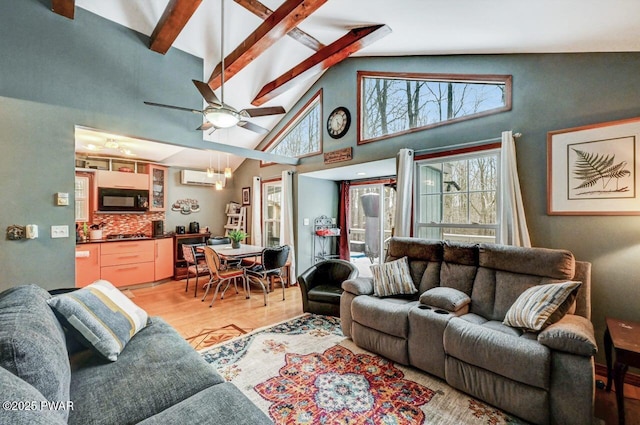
[200,314,528,424]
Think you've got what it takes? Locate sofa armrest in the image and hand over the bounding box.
[538,314,597,357]
[342,277,374,296]
[419,287,470,313]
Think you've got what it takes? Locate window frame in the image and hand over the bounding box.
[413,145,501,243]
[357,71,512,144]
[261,178,283,247]
[261,89,323,166]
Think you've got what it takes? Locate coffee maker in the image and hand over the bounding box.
[189,221,200,234]
[151,220,164,237]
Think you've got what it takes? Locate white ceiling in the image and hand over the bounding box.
[74,0,640,178]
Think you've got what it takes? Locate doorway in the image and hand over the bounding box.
[348,183,396,277]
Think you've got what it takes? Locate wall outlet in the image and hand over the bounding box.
[51,225,69,238]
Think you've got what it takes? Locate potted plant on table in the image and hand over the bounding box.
[228,229,249,249]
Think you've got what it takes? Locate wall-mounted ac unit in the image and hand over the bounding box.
[180,169,226,187]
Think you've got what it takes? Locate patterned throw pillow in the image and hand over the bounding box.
[503,281,581,332]
[47,280,148,361]
[371,257,417,297]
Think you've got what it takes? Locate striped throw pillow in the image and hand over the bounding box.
[503,281,581,332]
[47,280,148,361]
[371,257,417,297]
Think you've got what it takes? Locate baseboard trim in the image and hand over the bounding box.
[595,363,640,387]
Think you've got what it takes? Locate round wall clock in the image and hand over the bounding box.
[327,107,351,139]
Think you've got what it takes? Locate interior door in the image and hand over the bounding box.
[348,184,395,275]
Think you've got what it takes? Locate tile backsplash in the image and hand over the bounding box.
[87,212,165,236]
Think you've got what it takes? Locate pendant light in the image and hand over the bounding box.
[206,152,214,178]
[215,153,223,190]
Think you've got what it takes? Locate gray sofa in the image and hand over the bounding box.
[340,237,597,425]
[0,285,271,425]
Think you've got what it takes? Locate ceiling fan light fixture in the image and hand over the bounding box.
[204,108,239,128]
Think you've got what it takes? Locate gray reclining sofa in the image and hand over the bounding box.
[341,237,596,425]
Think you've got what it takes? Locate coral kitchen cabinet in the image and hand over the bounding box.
[100,240,155,287]
[154,238,173,281]
[75,244,101,287]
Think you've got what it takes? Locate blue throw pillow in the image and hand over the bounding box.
[47,280,149,361]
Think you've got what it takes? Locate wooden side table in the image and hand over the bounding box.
[604,317,640,425]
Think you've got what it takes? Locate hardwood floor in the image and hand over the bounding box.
[130,279,639,425]
[129,278,304,340]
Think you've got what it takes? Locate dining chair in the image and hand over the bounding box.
[201,246,246,308]
[246,245,290,303]
[182,244,208,297]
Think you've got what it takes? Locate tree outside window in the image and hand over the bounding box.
[263,181,282,247]
[263,91,322,163]
[359,72,511,143]
[415,150,499,243]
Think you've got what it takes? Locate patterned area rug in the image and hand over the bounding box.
[200,314,528,424]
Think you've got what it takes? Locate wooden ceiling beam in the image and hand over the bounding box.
[233,0,325,52]
[252,24,391,106]
[208,0,328,90]
[51,0,75,19]
[150,0,203,54]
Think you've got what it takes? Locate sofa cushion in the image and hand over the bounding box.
[538,314,597,356]
[420,287,470,312]
[308,284,343,303]
[47,280,149,361]
[0,366,67,425]
[138,382,272,425]
[68,317,225,425]
[444,317,551,390]
[479,243,575,280]
[351,295,416,338]
[0,285,71,422]
[503,281,581,332]
[371,256,417,297]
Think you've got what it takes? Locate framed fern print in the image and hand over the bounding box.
[547,116,640,215]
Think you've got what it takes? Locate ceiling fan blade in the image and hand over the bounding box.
[240,106,286,118]
[144,101,201,114]
[196,122,214,131]
[237,120,268,134]
[192,80,221,106]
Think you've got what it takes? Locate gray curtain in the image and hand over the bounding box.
[251,176,262,246]
[280,171,296,280]
[394,148,414,237]
[499,131,531,247]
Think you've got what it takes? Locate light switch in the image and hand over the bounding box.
[55,193,69,206]
[303,218,310,226]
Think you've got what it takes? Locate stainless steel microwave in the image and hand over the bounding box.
[98,188,149,213]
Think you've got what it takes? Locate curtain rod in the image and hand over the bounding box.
[414,132,522,155]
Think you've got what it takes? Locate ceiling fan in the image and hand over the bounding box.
[144,0,285,134]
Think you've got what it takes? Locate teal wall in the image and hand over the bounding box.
[237,52,640,364]
[3,0,640,365]
[0,1,205,290]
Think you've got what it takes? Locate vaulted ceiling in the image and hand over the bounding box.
[55,0,640,170]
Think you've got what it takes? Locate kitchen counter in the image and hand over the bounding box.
[76,233,175,245]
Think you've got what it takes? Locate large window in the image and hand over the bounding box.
[359,72,511,143]
[262,180,282,247]
[414,150,499,243]
[262,90,322,163]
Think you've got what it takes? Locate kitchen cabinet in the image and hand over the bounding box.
[154,237,173,281]
[96,170,149,190]
[100,240,155,287]
[75,244,101,287]
[148,165,167,211]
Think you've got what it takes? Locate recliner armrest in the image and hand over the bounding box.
[342,277,374,296]
[538,314,597,357]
